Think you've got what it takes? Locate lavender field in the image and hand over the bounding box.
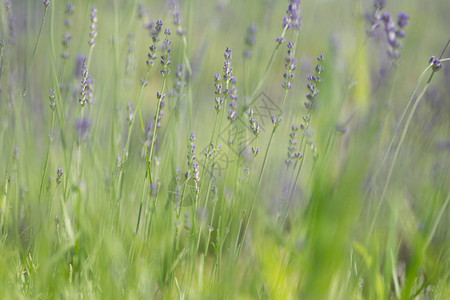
[0,0,449,298]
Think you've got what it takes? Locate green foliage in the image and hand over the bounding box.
[0,0,449,299]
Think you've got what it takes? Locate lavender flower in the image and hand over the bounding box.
[156,92,166,128]
[282,0,301,30]
[244,23,257,59]
[429,56,443,72]
[49,88,56,111]
[61,3,75,59]
[248,107,261,137]
[271,116,282,127]
[127,102,134,126]
[221,47,238,121]
[88,7,98,47]
[214,73,224,112]
[79,57,88,106]
[76,117,91,142]
[153,20,163,42]
[43,0,50,7]
[282,41,297,89]
[78,57,95,107]
[146,20,165,68]
[160,30,172,77]
[252,147,260,157]
[142,120,155,154]
[169,0,186,35]
[186,132,200,195]
[173,64,187,97]
[56,167,63,184]
[305,55,324,108]
[381,11,409,60]
[285,125,302,165]
[125,33,136,87]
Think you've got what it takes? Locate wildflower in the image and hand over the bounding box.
[282,41,297,89]
[271,116,282,127]
[79,57,88,106]
[56,167,63,184]
[61,3,75,59]
[88,7,98,47]
[214,73,224,112]
[156,92,166,128]
[286,125,300,165]
[221,47,238,122]
[169,0,186,35]
[49,88,56,111]
[43,0,50,7]
[127,102,134,126]
[381,12,409,60]
[282,0,301,30]
[186,132,200,195]
[252,147,260,157]
[125,33,136,87]
[173,64,187,97]
[160,31,172,77]
[305,54,324,108]
[76,117,91,142]
[248,107,261,137]
[244,23,257,59]
[429,56,443,72]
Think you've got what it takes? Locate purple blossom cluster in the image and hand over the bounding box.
[169,0,186,35]
[88,7,98,47]
[78,57,94,106]
[172,64,187,97]
[271,116,282,128]
[282,0,301,30]
[223,47,238,121]
[160,29,172,77]
[62,3,75,59]
[146,20,164,67]
[282,41,296,89]
[48,88,56,111]
[127,102,134,126]
[381,12,409,59]
[56,167,63,184]
[429,56,443,71]
[76,117,92,142]
[156,92,166,128]
[214,47,238,119]
[305,54,324,110]
[244,23,257,59]
[186,132,200,194]
[286,125,302,166]
[248,107,261,137]
[214,73,223,112]
[366,1,409,60]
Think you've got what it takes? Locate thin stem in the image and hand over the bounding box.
[24,5,49,95]
[368,58,450,238]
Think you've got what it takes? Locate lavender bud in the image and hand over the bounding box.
[56,167,63,184]
[49,88,56,111]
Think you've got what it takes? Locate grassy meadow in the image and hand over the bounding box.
[0,0,449,298]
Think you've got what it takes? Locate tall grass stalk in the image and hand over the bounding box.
[369,57,450,238]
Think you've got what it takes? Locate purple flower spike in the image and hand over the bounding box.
[282,0,301,29]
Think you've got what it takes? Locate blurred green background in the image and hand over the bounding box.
[0,0,449,298]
